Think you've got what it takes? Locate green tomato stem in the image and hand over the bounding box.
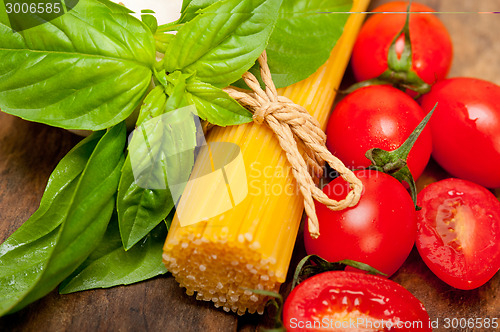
[365,103,438,209]
[345,3,432,97]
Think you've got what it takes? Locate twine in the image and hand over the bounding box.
[224,52,363,239]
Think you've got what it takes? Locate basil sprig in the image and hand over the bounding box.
[158,0,283,127]
[0,123,126,315]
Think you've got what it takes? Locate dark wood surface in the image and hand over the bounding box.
[1,1,499,331]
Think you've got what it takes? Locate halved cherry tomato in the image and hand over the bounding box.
[420,77,500,188]
[283,271,431,331]
[417,178,500,290]
[326,85,432,180]
[304,170,416,277]
[351,1,453,85]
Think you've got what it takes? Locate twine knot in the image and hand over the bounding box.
[253,101,281,125]
[224,51,363,238]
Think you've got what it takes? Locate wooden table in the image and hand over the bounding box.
[1,1,499,331]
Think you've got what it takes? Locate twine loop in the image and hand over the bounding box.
[224,52,363,238]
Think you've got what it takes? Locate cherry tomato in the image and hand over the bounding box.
[283,271,431,331]
[326,85,432,180]
[420,77,500,188]
[416,178,500,290]
[351,1,453,85]
[304,170,416,277]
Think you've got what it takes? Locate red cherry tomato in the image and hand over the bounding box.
[420,77,500,188]
[283,271,431,331]
[304,170,416,277]
[416,178,500,290]
[351,1,453,85]
[326,85,432,180]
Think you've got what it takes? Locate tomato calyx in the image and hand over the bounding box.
[366,104,437,208]
[292,255,386,290]
[245,288,286,332]
[346,5,431,97]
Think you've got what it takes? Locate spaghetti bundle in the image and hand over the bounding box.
[163,0,370,315]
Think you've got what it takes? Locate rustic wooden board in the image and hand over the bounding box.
[1,1,499,331]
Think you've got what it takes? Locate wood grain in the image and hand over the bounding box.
[1,1,499,331]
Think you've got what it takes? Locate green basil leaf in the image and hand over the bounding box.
[232,0,352,89]
[136,85,168,126]
[181,0,197,12]
[164,71,190,112]
[0,0,155,130]
[0,3,9,26]
[0,123,126,315]
[59,213,168,294]
[165,0,283,88]
[0,132,101,310]
[96,0,135,14]
[185,78,252,126]
[157,71,250,126]
[178,0,218,24]
[265,0,352,88]
[117,155,174,251]
[154,32,174,54]
[118,101,198,250]
[0,132,102,315]
[142,10,158,34]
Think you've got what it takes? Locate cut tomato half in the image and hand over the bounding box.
[283,271,430,331]
[416,178,500,289]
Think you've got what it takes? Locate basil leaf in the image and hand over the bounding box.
[185,78,252,126]
[0,132,101,314]
[265,0,352,88]
[117,156,174,250]
[0,123,126,315]
[154,32,174,54]
[96,0,135,14]
[0,0,155,130]
[136,85,168,126]
[165,0,283,88]
[128,107,197,192]
[178,0,218,23]
[0,132,101,311]
[118,98,198,250]
[157,71,250,126]
[0,2,10,26]
[181,0,198,12]
[59,213,168,294]
[164,71,190,112]
[141,10,158,34]
[232,0,352,89]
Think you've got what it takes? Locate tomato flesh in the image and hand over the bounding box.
[283,271,431,331]
[326,85,432,180]
[417,178,500,289]
[351,1,452,85]
[305,170,416,277]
